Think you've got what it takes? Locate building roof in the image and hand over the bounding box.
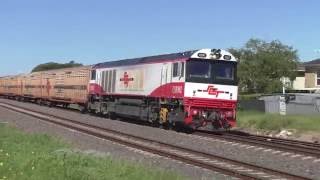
[297,64,305,71]
[303,58,320,66]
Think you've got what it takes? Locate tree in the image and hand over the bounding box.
[229,38,299,93]
[31,61,83,72]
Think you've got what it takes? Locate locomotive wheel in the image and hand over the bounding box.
[168,122,174,130]
[88,108,95,114]
[159,122,172,130]
[79,106,87,114]
[36,99,42,106]
[49,102,57,108]
[109,112,117,120]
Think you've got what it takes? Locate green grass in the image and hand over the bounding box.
[237,111,320,132]
[0,124,185,180]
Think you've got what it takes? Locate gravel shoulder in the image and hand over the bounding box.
[1,98,319,179]
[0,103,232,180]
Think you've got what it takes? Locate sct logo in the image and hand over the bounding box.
[198,85,225,97]
[207,85,224,97]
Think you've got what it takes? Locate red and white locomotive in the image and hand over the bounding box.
[88,49,238,130]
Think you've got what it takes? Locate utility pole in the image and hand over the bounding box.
[281,77,286,94]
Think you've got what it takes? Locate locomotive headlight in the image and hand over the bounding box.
[192,109,198,115]
[225,111,233,118]
[202,112,207,118]
[197,53,207,58]
[223,55,232,60]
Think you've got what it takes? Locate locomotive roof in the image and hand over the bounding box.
[93,50,198,69]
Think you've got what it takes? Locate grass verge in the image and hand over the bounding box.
[0,124,184,180]
[237,111,320,132]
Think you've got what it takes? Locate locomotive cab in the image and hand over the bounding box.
[183,49,238,130]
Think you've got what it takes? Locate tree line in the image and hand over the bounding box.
[229,38,298,94]
[31,61,83,72]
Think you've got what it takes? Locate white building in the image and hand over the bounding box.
[292,59,320,92]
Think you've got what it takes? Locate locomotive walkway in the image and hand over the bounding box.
[0,102,311,180]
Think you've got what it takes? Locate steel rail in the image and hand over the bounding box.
[0,102,311,180]
[195,131,320,158]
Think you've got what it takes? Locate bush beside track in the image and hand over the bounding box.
[237,111,320,132]
[0,124,183,180]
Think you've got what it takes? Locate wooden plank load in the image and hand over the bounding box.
[0,66,91,105]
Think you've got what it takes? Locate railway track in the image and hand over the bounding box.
[0,102,311,180]
[229,131,320,148]
[195,130,320,158]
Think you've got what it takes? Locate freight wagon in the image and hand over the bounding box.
[0,75,22,97]
[0,66,91,108]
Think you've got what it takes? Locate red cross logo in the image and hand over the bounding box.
[120,72,134,87]
[46,79,52,95]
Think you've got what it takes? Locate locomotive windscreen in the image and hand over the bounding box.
[186,59,237,85]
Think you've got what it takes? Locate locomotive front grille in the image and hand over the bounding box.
[184,98,236,109]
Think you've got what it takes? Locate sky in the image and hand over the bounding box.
[0,0,320,76]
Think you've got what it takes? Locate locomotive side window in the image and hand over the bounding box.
[317,71,320,86]
[91,70,96,80]
[173,63,179,77]
[173,62,185,78]
[180,62,184,77]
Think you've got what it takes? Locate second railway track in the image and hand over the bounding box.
[195,130,320,158]
[0,102,311,180]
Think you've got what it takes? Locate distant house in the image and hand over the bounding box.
[292,58,320,92]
